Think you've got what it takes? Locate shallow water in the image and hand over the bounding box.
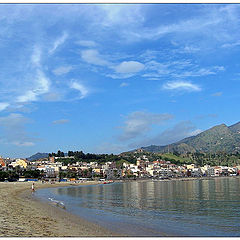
[36,177,240,236]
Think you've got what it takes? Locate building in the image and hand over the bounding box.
[10,159,28,169]
[0,157,6,168]
[49,156,55,163]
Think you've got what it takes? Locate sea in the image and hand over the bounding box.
[35,177,240,236]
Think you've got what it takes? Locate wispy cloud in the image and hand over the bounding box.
[119,111,173,141]
[143,59,224,80]
[52,119,69,124]
[124,5,239,44]
[13,141,35,147]
[196,114,218,120]
[0,102,9,111]
[120,82,129,87]
[221,40,240,48]
[179,45,200,54]
[76,40,97,47]
[0,113,35,147]
[16,70,50,103]
[52,66,73,76]
[105,73,136,79]
[211,92,223,97]
[129,121,201,148]
[81,49,110,66]
[31,46,41,67]
[49,32,68,55]
[99,5,144,27]
[162,81,201,92]
[70,81,89,99]
[172,66,225,78]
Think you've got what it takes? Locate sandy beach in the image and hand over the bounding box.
[0,181,117,237]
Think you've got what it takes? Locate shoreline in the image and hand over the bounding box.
[1,176,238,237]
[0,181,119,237]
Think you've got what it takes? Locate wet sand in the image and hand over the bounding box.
[0,181,118,237]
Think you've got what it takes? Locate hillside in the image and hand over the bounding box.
[140,122,240,154]
[27,152,49,161]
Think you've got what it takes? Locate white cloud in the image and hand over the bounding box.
[49,32,68,55]
[31,46,41,67]
[0,102,9,111]
[143,59,224,80]
[118,5,240,47]
[99,5,144,27]
[114,61,145,74]
[126,7,226,42]
[52,119,69,124]
[120,82,129,87]
[163,81,201,92]
[211,92,222,97]
[181,45,200,53]
[172,66,225,78]
[213,66,225,71]
[81,49,109,66]
[13,141,35,147]
[16,70,50,103]
[119,111,173,141]
[52,66,73,76]
[173,69,215,78]
[106,73,135,79]
[17,91,37,103]
[76,40,97,47]
[221,40,240,48]
[70,81,89,99]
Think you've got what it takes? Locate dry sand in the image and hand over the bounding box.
[0,181,118,237]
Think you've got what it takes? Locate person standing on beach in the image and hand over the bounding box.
[31,182,35,193]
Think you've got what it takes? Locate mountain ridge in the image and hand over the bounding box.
[27,152,49,161]
[139,121,240,154]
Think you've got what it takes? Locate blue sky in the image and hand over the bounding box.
[0,4,240,158]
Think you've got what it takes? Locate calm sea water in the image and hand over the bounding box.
[36,178,240,236]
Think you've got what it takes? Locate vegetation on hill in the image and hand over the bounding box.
[48,149,240,167]
[49,150,137,166]
[141,122,240,154]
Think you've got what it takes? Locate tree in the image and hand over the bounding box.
[57,150,64,157]
[0,171,8,181]
[24,170,40,178]
[68,151,74,157]
[59,170,67,179]
[8,171,19,181]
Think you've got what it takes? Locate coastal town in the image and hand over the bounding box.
[1,150,240,182]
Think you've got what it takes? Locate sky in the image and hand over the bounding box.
[0,4,240,158]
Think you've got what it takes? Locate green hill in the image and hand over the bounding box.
[140,122,240,154]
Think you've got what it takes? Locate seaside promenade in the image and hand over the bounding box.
[0,181,115,237]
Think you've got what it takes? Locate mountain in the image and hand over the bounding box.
[140,122,240,154]
[27,152,49,161]
[229,121,240,134]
